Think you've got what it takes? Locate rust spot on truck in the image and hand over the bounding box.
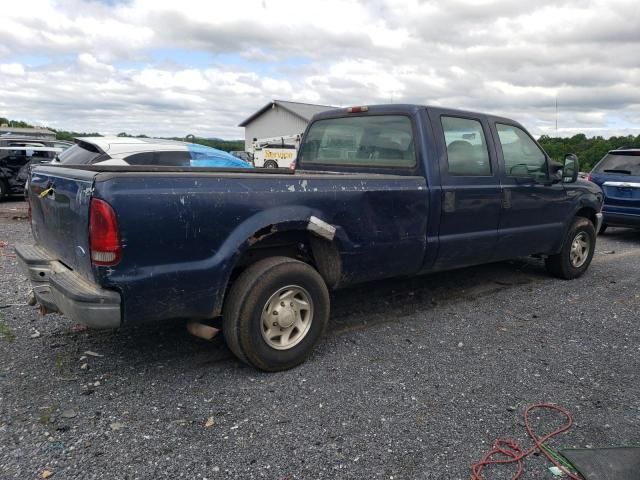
[247,225,279,246]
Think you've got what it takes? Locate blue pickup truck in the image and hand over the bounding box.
[17,105,603,371]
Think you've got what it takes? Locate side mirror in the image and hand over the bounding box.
[563,153,579,183]
[549,160,563,183]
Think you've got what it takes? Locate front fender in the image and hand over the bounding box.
[555,188,602,252]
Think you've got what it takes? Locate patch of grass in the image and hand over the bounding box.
[39,406,56,425]
[53,352,74,375]
[54,355,64,372]
[0,317,15,343]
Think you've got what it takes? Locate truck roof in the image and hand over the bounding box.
[311,104,518,125]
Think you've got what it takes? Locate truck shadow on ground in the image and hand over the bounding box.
[65,256,550,372]
[598,227,640,243]
[329,257,549,334]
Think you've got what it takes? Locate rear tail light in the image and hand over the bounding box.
[89,198,121,266]
[586,173,592,182]
[289,160,296,170]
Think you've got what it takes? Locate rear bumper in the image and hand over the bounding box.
[15,244,121,329]
[602,209,640,228]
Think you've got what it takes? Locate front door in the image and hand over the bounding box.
[491,122,572,259]
[429,112,502,270]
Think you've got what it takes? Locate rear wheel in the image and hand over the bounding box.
[545,217,596,279]
[264,160,278,168]
[599,223,608,235]
[223,257,330,371]
[0,180,7,200]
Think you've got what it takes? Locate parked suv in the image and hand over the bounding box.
[588,148,640,232]
[0,145,63,199]
[55,137,252,169]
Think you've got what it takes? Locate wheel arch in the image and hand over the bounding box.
[574,205,598,226]
[553,203,598,254]
[210,207,342,316]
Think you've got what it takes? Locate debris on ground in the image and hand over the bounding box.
[83,351,104,357]
[61,409,78,419]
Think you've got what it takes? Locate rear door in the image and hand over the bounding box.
[491,122,571,258]
[29,165,98,281]
[428,110,502,269]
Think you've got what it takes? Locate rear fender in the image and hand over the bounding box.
[210,205,341,316]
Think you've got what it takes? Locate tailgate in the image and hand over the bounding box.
[602,180,640,211]
[29,165,98,282]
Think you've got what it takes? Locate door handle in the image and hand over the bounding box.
[502,189,512,209]
[443,191,455,212]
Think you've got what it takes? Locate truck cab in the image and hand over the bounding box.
[299,105,602,272]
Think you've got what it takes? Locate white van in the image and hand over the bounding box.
[252,134,301,169]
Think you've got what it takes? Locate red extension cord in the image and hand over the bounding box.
[470,403,582,480]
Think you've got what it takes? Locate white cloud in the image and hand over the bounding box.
[0,63,25,76]
[0,0,639,138]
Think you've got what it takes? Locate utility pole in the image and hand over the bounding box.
[555,95,558,134]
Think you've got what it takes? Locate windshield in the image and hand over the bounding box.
[593,152,640,175]
[299,115,416,168]
[57,143,105,164]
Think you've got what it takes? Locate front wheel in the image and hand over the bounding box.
[223,257,330,371]
[545,217,596,279]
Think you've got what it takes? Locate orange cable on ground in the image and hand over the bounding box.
[470,403,582,480]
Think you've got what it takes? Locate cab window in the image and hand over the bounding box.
[496,124,547,179]
[299,115,416,168]
[441,116,491,176]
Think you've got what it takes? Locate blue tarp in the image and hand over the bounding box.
[187,144,251,168]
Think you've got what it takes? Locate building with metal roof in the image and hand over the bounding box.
[238,100,334,151]
[0,126,56,140]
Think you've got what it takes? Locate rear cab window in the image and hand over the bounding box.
[298,115,416,170]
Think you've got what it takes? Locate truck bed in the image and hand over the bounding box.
[27,164,430,326]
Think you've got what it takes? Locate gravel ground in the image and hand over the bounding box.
[1,202,639,479]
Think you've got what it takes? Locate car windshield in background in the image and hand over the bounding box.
[594,152,640,175]
[299,115,416,168]
[57,143,105,164]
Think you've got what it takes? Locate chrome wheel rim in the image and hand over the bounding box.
[570,231,590,268]
[260,285,313,350]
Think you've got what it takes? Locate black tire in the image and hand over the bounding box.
[0,180,7,200]
[263,160,278,168]
[545,217,596,279]
[599,223,608,235]
[222,257,330,371]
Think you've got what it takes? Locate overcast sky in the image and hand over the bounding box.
[1,0,639,139]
